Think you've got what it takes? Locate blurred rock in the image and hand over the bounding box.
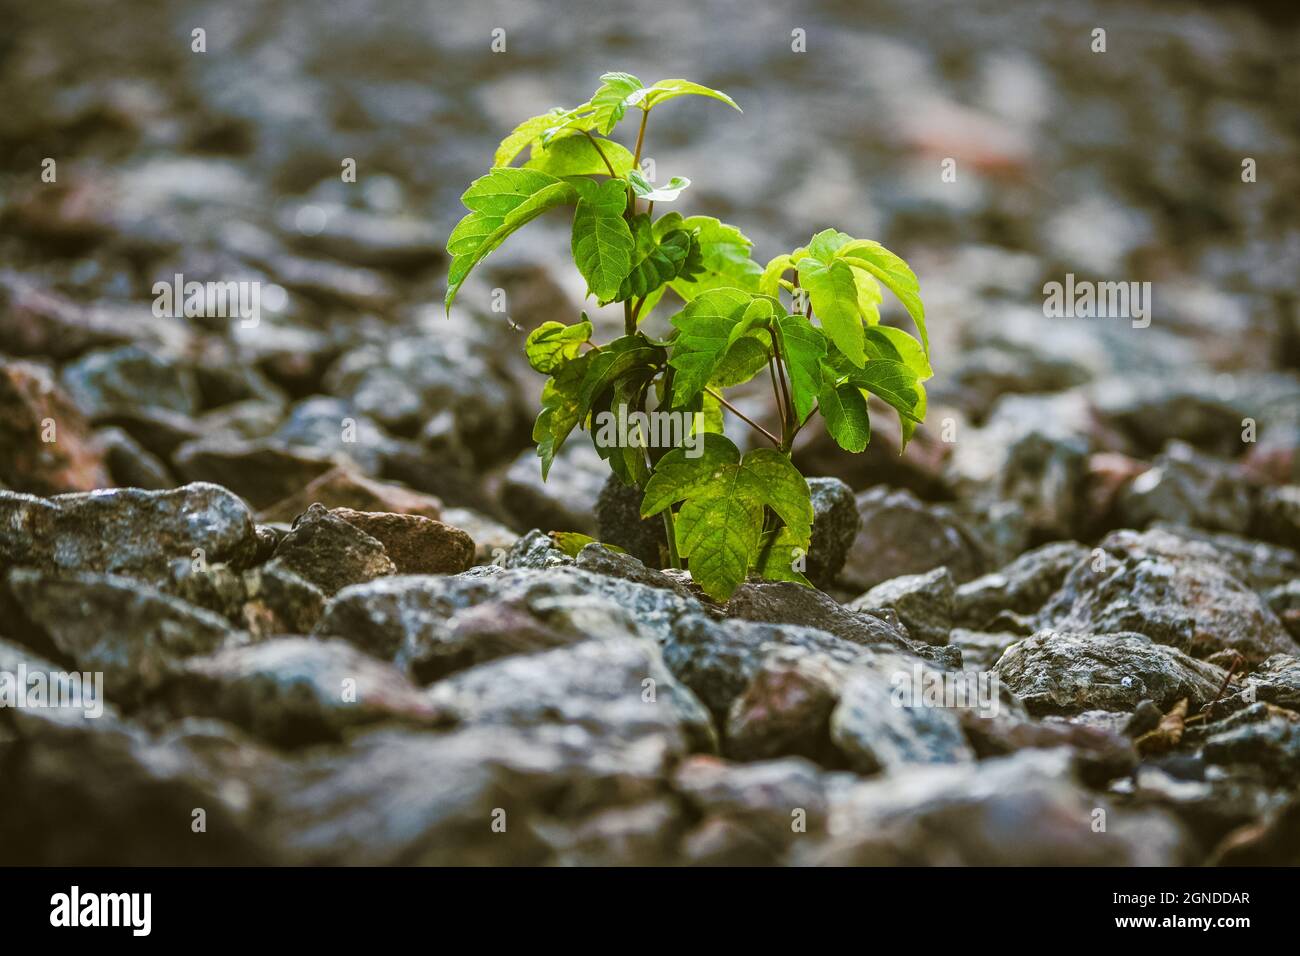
[954,541,1088,629]
[331,508,474,575]
[0,360,111,494]
[840,487,987,592]
[271,503,395,595]
[806,477,859,589]
[850,567,954,646]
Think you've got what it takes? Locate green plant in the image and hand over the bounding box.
[446,72,931,601]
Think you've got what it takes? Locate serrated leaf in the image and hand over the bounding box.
[525,131,634,177]
[627,170,691,202]
[807,228,853,261]
[494,108,570,167]
[817,377,871,453]
[796,255,864,366]
[533,352,593,479]
[667,287,754,407]
[637,79,741,113]
[618,215,694,302]
[588,71,644,134]
[446,168,578,312]
[835,239,927,356]
[753,525,812,586]
[641,433,811,600]
[571,178,634,302]
[575,334,665,420]
[666,216,762,300]
[525,319,592,374]
[709,335,770,389]
[773,311,826,423]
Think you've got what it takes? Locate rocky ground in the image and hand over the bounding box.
[1,0,1299,864]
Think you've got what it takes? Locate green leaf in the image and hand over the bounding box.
[835,239,927,356]
[664,216,762,300]
[817,377,871,453]
[525,132,634,177]
[494,108,570,167]
[759,254,794,298]
[617,214,695,302]
[753,525,812,586]
[533,352,592,479]
[641,434,811,601]
[575,335,665,420]
[637,79,741,113]
[587,71,644,134]
[796,255,864,366]
[525,318,592,374]
[571,178,635,302]
[627,170,691,203]
[807,228,853,261]
[773,311,826,423]
[864,325,932,380]
[667,287,754,406]
[550,532,625,557]
[709,335,770,389]
[843,359,924,427]
[446,168,578,312]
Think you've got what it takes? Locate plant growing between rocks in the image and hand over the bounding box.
[446,71,931,600]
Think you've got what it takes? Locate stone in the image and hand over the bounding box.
[426,636,716,754]
[97,426,174,490]
[6,569,235,706]
[167,637,446,746]
[173,436,336,510]
[331,508,474,575]
[1118,441,1253,533]
[1253,485,1300,551]
[994,630,1228,715]
[850,567,954,646]
[805,477,859,589]
[0,482,259,579]
[1037,528,1297,663]
[441,506,518,565]
[257,466,444,523]
[954,541,1089,628]
[60,345,200,419]
[0,360,111,494]
[724,650,845,766]
[840,487,986,592]
[595,474,666,568]
[271,503,395,596]
[166,559,326,636]
[500,442,606,536]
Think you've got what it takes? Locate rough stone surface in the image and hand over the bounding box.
[806,477,859,589]
[994,629,1228,715]
[271,502,395,595]
[331,508,474,575]
[841,487,987,592]
[850,567,954,646]
[1037,528,1297,663]
[954,541,1089,628]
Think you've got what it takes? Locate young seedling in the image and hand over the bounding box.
[446,71,932,601]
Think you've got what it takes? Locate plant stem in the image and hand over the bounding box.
[705,387,781,447]
[633,109,650,166]
[768,358,787,435]
[661,509,680,569]
[624,300,634,335]
[769,330,797,452]
[581,130,619,178]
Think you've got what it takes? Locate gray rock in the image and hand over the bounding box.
[166,559,325,636]
[595,473,666,567]
[796,748,1191,865]
[840,487,987,592]
[272,502,395,596]
[726,579,959,665]
[806,477,859,589]
[60,345,200,419]
[1150,522,1300,591]
[97,426,174,489]
[724,649,845,766]
[0,482,259,580]
[1118,441,1253,533]
[1235,654,1300,712]
[1254,485,1300,551]
[829,662,976,773]
[500,441,607,535]
[427,636,716,754]
[954,541,1089,628]
[318,567,707,665]
[6,569,235,706]
[1203,713,1300,784]
[330,508,475,575]
[994,629,1228,715]
[263,724,667,865]
[173,436,336,510]
[441,506,518,565]
[168,636,445,746]
[850,567,954,646]
[500,529,572,570]
[1037,528,1297,663]
[672,756,833,864]
[948,629,1021,672]
[574,543,700,602]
